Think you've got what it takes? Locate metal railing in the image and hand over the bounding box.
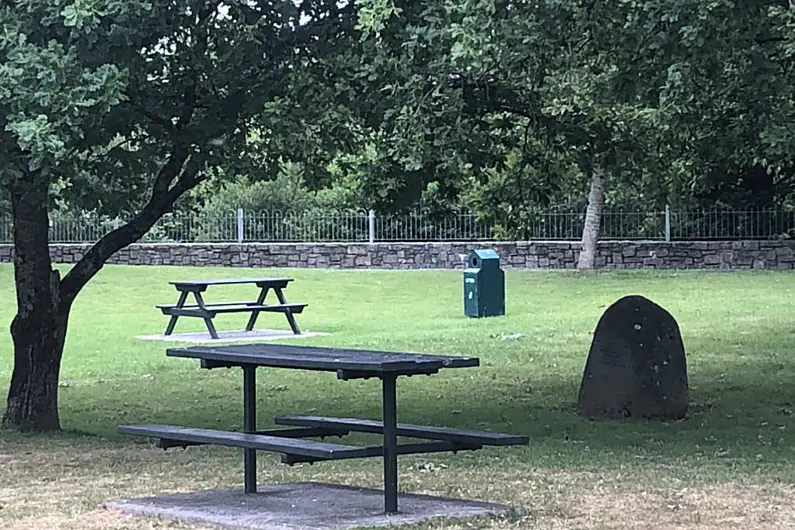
[1,206,795,244]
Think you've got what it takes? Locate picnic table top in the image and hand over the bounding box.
[166,343,479,375]
[169,278,293,288]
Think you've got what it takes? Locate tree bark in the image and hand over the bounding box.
[577,166,606,270]
[2,177,69,432]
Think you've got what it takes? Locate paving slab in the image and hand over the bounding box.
[135,329,330,344]
[104,482,509,530]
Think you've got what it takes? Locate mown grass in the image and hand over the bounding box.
[1,264,795,529]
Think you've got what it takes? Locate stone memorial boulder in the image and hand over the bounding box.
[577,295,688,420]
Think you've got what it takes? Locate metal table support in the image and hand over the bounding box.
[382,374,399,514]
[243,365,257,494]
[240,366,401,512]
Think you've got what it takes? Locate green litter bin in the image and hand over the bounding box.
[463,249,505,318]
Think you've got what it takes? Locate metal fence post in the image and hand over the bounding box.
[236,208,244,244]
[368,209,376,244]
[665,204,671,242]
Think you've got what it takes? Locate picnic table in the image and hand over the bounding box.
[157,278,307,339]
[118,343,529,514]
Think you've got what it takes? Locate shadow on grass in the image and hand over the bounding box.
[429,331,795,476]
[6,328,795,481]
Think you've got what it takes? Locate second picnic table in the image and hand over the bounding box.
[157,278,308,339]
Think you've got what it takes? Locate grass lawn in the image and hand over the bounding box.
[1,264,795,529]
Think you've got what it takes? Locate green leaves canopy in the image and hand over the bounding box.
[349,0,795,226]
[1,0,360,214]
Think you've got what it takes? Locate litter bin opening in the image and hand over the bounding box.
[472,257,479,267]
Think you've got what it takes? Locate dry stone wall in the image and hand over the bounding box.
[1,240,794,270]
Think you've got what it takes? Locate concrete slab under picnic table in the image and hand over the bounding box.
[104,481,509,530]
[135,329,330,344]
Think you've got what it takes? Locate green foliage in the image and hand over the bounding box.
[648,1,795,206]
[332,0,795,233]
[201,163,318,215]
[315,163,363,212]
[463,147,582,240]
[0,3,126,176]
[189,161,366,242]
[6,0,794,233]
[325,0,665,227]
[355,0,402,39]
[2,0,363,213]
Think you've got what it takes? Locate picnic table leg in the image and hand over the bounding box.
[194,292,219,340]
[244,287,270,332]
[274,288,302,335]
[382,374,399,514]
[243,365,257,494]
[164,291,189,336]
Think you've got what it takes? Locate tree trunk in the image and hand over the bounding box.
[2,149,202,432]
[2,178,70,432]
[3,292,70,431]
[577,166,606,270]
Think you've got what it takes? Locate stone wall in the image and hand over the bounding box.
[1,240,794,269]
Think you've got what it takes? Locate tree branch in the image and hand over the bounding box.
[176,3,216,131]
[151,144,189,197]
[59,149,202,304]
[453,75,561,132]
[127,100,178,136]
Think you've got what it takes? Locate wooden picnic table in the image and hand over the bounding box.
[118,343,529,514]
[157,278,307,339]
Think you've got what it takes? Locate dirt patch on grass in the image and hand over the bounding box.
[1,441,794,530]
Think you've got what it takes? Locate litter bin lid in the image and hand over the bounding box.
[470,249,499,260]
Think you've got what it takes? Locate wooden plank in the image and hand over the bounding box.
[211,303,307,314]
[253,303,306,313]
[157,301,262,309]
[118,424,371,459]
[158,308,213,318]
[170,278,293,288]
[281,440,482,465]
[154,426,348,449]
[275,415,530,446]
[166,344,479,374]
[158,303,307,317]
[257,427,349,439]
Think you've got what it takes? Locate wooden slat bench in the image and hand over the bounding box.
[275,415,529,446]
[120,423,487,466]
[119,424,367,460]
[157,303,307,317]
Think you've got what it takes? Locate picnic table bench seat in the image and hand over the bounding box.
[119,424,367,460]
[119,420,514,467]
[275,415,529,446]
[157,302,308,316]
